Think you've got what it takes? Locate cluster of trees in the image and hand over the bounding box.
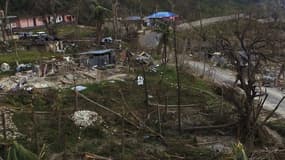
[216,16,285,149]
[188,0,285,150]
[1,0,264,22]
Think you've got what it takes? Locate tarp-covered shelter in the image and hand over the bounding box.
[79,49,115,68]
[145,11,178,19]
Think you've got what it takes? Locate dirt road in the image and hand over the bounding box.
[178,14,245,30]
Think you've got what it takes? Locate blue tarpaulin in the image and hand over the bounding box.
[72,85,87,92]
[146,11,177,19]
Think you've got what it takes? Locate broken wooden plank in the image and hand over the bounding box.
[148,102,201,108]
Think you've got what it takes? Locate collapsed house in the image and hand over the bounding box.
[79,49,116,68]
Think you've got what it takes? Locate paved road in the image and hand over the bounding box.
[140,14,245,48]
[186,60,285,117]
[139,14,285,117]
[178,14,245,30]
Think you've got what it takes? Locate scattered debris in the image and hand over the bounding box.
[106,74,128,82]
[0,54,122,92]
[0,63,10,72]
[71,110,102,128]
[16,63,33,72]
[81,152,112,160]
[208,143,231,154]
[0,107,23,140]
[149,64,159,72]
[101,37,113,44]
[71,85,87,92]
[136,52,154,65]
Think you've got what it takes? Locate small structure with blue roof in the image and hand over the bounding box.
[79,49,115,68]
[145,11,178,19]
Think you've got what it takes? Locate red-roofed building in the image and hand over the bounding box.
[10,14,75,29]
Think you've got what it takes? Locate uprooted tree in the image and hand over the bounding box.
[216,14,285,149]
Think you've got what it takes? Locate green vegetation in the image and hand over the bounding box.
[4,0,264,22]
[7,142,38,160]
[0,50,56,65]
[29,24,97,39]
[56,25,96,39]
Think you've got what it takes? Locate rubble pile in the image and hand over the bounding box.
[71,110,103,128]
[0,57,125,92]
[0,107,22,140]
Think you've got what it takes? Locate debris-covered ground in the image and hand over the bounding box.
[1,63,242,159]
[0,48,284,159]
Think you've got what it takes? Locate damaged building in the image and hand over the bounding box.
[79,49,116,68]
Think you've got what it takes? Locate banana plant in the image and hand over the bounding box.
[232,142,248,160]
[7,141,38,160]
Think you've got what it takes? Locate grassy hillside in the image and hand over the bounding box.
[105,0,260,20]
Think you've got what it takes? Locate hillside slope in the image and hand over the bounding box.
[2,0,264,21]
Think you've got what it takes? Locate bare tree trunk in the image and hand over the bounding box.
[31,105,39,154]
[119,90,127,160]
[112,0,119,40]
[142,64,149,118]
[198,0,206,77]
[1,111,6,140]
[74,0,82,40]
[96,23,103,44]
[157,104,162,134]
[57,109,62,150]
[1,0,10,41]
[73,68,78,112]
[173,22,182,134]
[163,33,167,64]
[1,110,7,160]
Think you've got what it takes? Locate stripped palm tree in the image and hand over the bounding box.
[88,0,110,44]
